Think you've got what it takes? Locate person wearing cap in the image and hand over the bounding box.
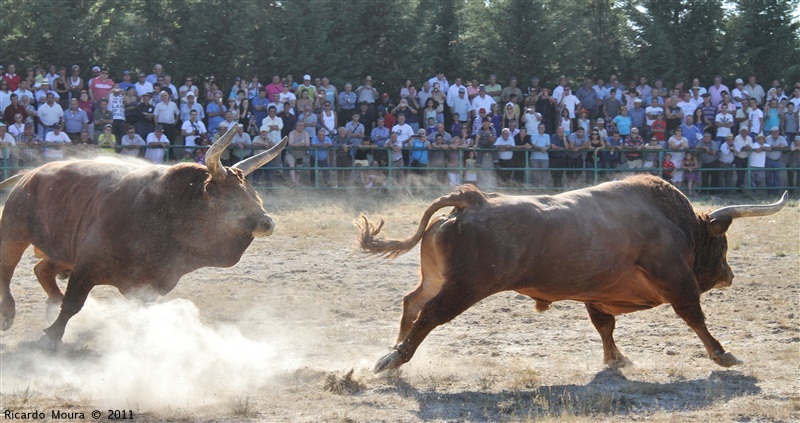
[144,124,169,164]
[733,125,752,190]
[450,86,472,124]
[179,91,204,122]
[115,70,132,92]
[470,85,496,120]
[87,68,112,103]
[297,74,315,101]
[717,133,737,188]
[731,78,748,109]
[623,127,645,169]
[748,133,768,187]
[628,97,646,136]
[34,80,59,105]
[763,126,788,193]
[355,76,378,112]
[41,122,70,162]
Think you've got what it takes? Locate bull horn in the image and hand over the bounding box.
[232,137,288,176]
[709,191,789,220]
[205,124,238,180]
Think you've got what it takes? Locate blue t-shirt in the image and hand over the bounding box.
[410,139,429,164]
[612,115,632,135]
[311,135,330,161]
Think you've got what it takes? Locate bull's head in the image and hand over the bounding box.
[193,125,286,265]
[695,193,788,291]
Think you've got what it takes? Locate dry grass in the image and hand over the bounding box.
[1,188,797,422]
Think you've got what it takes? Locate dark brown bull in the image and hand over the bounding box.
[357,175,787,373]
[0,124,286,345]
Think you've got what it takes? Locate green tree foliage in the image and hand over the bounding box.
[0,0,797,93]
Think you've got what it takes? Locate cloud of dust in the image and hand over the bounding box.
[0,296,301,411]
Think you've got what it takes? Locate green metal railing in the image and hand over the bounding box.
[1,145,798,193]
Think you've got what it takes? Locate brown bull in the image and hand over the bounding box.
[357,175,787,373]
[0,124,286,345]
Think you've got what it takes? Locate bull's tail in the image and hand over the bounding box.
[355,185,488,258]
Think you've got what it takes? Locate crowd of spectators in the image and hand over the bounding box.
[1,62,799,193]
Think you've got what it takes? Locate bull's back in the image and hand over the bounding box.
[2,160,145,263]
[433,179,694,301]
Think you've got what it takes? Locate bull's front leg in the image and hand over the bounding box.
[585,302,632,369]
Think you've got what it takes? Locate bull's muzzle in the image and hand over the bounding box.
[252,217,275,238]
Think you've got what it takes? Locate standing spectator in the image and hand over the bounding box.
[135,92,155,139]
[178,76,199,103]
[286,121,310,185]
[471,85,495,120]
[696,132,720,193]
[748,98,764,138]
[535,87,557,134]
[297,75,316,99]
[664,96,683,135]
[644,97,664,140]
[53,67,69,109]
[749,134,768,187]
[146,64,163,85]
[181,109,208,152]
[529,123,550,186]
[14,123,41,167]
[68,65,84,102]
[179,93,204,122]
[499,77,523,105]
[576,78,599,121]
[558,85,581,124]
[320,77,337,109]
[493,128,515,182]
[251,88,269,128]
[698,93,717,136]
[154,91,179,151]
[744,76,765,106]
[206,92,226,136]
[677,92,697,124]
[13,80,34,105]
[3,93,27,125]
[624,128,645,169]
[565,127,588,183]
[714,104,734,144]
[784,102,798,142]
[0,79,11,112]
[108,88,126,142]
[134,73,154,99]
[337,83,357,126]
[601,132,624,178]
[707,75,729,107]
[42,123,70,162]
[733,126,752,191]
[231,124,251,164]
[763,126,788,194]
[628,99,646,135]
[297,104,317,139]
[89,68,114,102]
[37,92,64,139]
[118,70,135,92]
[279,83,297,112]
[93,97,113,143]
[787,135,800,189]
[63,98,89,143]
[718,134,736,189]
[310,127,333,185]
[548,126,568,188]
[145,125,168,164]
[428,70,450,97]
[370,116,390,165]
[3,64,21,92]
[731,78,748,109]
[667,127,690,187]
[612,106,632,139]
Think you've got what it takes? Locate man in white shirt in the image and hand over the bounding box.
[120,126,146,157]
[260,106,283,145]
[733,126,752,190]
[145,125,169,164]
[181,109,207,151]
[714,104,734,143]
[470,85,496,118]
[747,98,764,138]
[134,73,154,99]
[558,85,581,120]
[743,76,765,106]
[37,92,63,139]
[43,123,70,161]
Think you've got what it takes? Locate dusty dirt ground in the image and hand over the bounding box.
[1,187,798,422]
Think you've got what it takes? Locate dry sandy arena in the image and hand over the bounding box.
[1,187,798,422]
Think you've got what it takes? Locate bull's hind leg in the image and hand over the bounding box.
[0,239,30,331]
[41,266,97,346]
[585,303,632,369]
[396,261,446,343]
[375,281,485,373]
[33,258,67,322]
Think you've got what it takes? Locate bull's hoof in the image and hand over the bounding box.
[712,352,742,368]
[374,350,403,374]
[605,356,633,370]
[0,314,13,331]
[36,334,60,351]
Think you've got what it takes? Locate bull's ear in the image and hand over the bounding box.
[708,215,733,237]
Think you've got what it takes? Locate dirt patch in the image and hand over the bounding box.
[1,189,798,422]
